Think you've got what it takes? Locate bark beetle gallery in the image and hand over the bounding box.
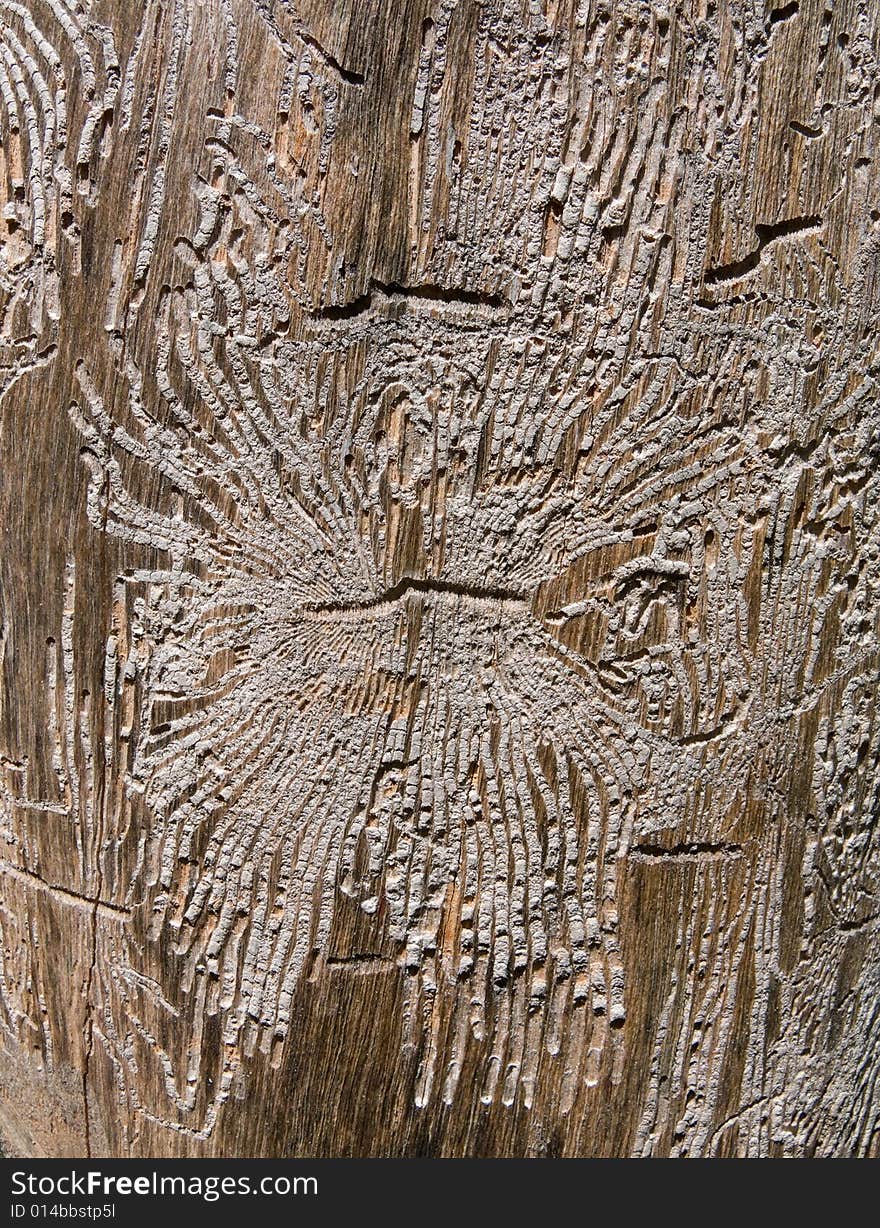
[0,0,878,1158]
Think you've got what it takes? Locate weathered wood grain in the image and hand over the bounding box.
[0,0,878,1157]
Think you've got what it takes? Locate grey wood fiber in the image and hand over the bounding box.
[0,0,878,1157]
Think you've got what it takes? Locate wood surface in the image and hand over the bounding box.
[0,0,879,1157]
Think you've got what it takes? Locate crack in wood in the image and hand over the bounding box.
[627,842,745,864]
[312,280,510,321]
[704,215,823,285]
[303,574,530,615]
[768,2,800,27]
[0,861,131,921]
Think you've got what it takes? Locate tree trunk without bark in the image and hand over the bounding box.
[1,0,879,1158]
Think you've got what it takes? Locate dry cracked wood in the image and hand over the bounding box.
[0,0,879,1158]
